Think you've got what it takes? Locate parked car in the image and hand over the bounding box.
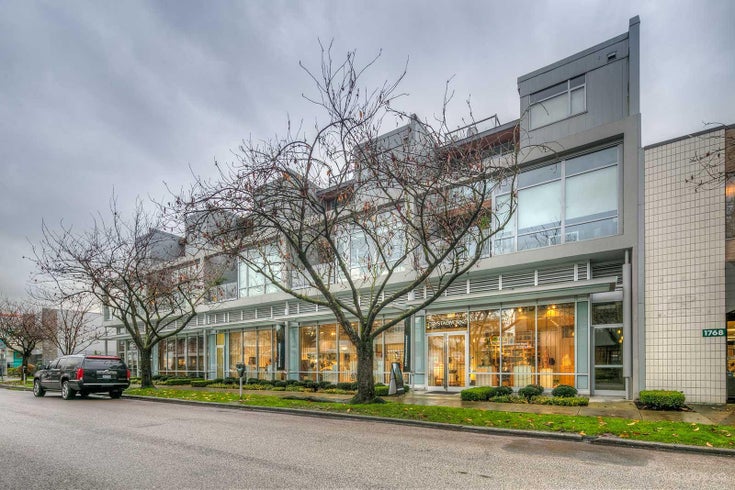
[33,354,130,400]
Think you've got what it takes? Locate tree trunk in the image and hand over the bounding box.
[351,339,377,404]
[139,348,154,388]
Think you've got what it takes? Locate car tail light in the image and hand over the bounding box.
[126,369,131,380]
[76,368,84,380]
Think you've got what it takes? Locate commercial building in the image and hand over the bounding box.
[108,17,734,403]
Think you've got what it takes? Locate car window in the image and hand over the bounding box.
[59,357,81,369]
[84,358,125,370]
[49,359,60,369]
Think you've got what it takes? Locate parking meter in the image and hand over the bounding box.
[235,363,245,399]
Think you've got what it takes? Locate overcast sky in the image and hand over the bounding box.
[1,0,733,300]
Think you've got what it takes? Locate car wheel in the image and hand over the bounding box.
[109,390,122,399]
[33,379,46,397]
[61,380,76,400]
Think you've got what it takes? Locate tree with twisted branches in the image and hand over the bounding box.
[32,200,223,388]
[180,46,522,403]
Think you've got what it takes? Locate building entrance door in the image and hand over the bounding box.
[593,326,625,393]
[427,333,466,391]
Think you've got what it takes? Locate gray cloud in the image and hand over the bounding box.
[1,0,733,299]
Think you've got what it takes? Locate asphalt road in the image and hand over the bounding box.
[1,389,733,489]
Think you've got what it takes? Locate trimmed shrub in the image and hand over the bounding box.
[158,378,193,386]
[638,390,686,410]
[374,385,389,396]
[518,384,545,401]
[490,394,527,404]
[273,381,288,388]
[318,381,335,390]
[534,395,589,406]
[494,386,513,397]
[336,382,358,391]
[461,386,495,401]
[551,385,577,398]
[191,380,215,387]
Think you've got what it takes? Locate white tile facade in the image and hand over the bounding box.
[644,129,726,403]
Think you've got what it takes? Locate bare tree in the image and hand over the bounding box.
[32,290,103,356]
[180,46,521,403]
[0,297,47,376]
[32,199,222,388]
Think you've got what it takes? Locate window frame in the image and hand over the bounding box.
[529,75,586,130]
[491,144,620,255]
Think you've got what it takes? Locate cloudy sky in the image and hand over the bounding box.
[1,0,733,300]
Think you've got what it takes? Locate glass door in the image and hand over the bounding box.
[427,333,466,390]
[593,326,624,392]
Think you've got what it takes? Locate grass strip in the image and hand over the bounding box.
[127,387,735,449]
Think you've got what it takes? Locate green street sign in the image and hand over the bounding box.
[702,328,726,337]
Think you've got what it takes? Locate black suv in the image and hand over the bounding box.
[33,354,130,400]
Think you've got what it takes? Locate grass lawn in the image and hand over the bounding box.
[126,387,735,449]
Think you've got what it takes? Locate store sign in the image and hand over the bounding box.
[702,328,726,337]
[426,312,467,332]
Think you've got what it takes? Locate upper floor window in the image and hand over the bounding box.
[493,145,619,255]
[238,247,280,297]
[529,75,586,129]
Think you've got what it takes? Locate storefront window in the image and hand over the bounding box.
[537,303,575,388]
[338,326,357,383]
[500,307,535,388]
[243,330,257,378]
[299,326,317,380]
[257,329,273,379]
[187,337,197,374]
[229,331,242,378]
[318,324,338,383]
[469,310,500,387]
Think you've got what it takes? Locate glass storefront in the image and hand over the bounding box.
[227,327,284,380]
[430,303,577,391]
[298,323,358,382]
[157,334,205,377]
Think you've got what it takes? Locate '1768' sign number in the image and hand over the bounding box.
[702,328,726,337]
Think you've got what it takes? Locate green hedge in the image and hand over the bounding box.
[191,380,215,387]
[534,395,589,406]
[518,384,545,401]
[158,378,196,386]
[460,385,514,401]
[638,390,686,410]
[461,386,496,401]
[551,385,578,398]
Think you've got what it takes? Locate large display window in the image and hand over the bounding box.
[466,303,576,389]
[157,334,205,377]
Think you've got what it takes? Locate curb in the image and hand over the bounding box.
[589,435,735,457]
[122,394,735,456]
[0,384,32,392]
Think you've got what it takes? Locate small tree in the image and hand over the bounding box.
[181,46,521,403]
[32,199,222,388]
[32,290,104,356]
[0,298,47,376]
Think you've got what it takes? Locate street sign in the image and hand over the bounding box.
[702,328,726,337]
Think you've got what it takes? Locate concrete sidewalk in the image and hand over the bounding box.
[398,391,735,426]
